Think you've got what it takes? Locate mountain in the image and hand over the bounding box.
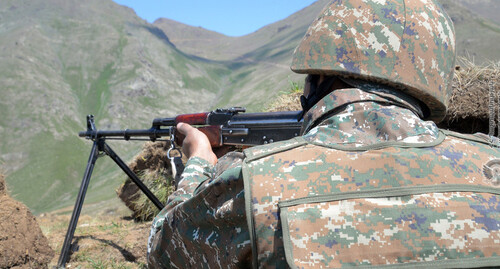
[154,0,327,62]
[153,0,330,107]
[0,0,499,214]
[0,0,319,214]
[0,0,232,213]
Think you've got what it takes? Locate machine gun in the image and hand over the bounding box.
[57,107,303,267]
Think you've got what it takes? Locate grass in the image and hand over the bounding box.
[286,77,304,94]
[7,132,88,212]
[449,57,500,118]
[86,63,116,117]
[39,213,151,268]
[127,168,175,221]
[5,129,141,214]
[168,52,230,95]
[74,251,145,269]
[265,77,303,112]
[3,21,146,214]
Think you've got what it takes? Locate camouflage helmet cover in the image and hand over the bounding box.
[291,0,456,121]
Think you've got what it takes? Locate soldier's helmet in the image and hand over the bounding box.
[291,0,456,122]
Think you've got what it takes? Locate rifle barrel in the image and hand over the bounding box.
[78,128,171,139]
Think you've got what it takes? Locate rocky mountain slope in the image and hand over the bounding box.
[0,0,231,213]
[0,0,499,214]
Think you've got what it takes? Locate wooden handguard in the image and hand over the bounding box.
[174,125,223,148]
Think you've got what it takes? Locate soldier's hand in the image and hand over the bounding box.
[176,122,217,166]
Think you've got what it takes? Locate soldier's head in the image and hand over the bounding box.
[291,0,456,122]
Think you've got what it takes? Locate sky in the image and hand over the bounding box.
[113,0,317,37]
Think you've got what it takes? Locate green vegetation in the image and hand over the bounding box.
[286,78,304,94]
[87,63,115,117]
[168,52,229,93]
[6,130,126,213]
[132,169,174,221]
[7,132,86,212]
[265,78,303,112]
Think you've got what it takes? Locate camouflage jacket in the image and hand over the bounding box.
[148,87,500,268]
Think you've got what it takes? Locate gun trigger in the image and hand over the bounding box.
[167,127,182,160]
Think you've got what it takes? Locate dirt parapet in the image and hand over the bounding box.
[0,174,54,268]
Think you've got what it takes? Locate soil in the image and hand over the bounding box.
[1,173,150,269]
[0,175,54,268]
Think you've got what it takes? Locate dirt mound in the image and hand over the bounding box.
[266,90,302,112]
[0,174,54,268]
[116,141,178,221]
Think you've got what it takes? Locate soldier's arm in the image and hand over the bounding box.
[148,125,251,267]
[150,122,219,217]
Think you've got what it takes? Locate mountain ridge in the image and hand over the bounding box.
[153,0,329,62]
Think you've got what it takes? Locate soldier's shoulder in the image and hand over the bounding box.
[243,137,308,162]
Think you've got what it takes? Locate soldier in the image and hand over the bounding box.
[148,0,500,268]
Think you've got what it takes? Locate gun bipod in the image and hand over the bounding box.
[57,134,164,268]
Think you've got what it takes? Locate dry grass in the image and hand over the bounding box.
[266,59,500,135]
[266,80,303,112]
[447,57,500,120]
[116,142,178,221]
[131,169,174,221]
[266,91,302,112]
[440,58,500,135]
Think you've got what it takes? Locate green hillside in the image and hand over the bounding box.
[0,0,499,214]
[0,0,231,213]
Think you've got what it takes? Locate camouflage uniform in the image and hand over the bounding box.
[148,84,500,268]
[149,0,500,267]
[148,151,251,268]
[244,85,500,268]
